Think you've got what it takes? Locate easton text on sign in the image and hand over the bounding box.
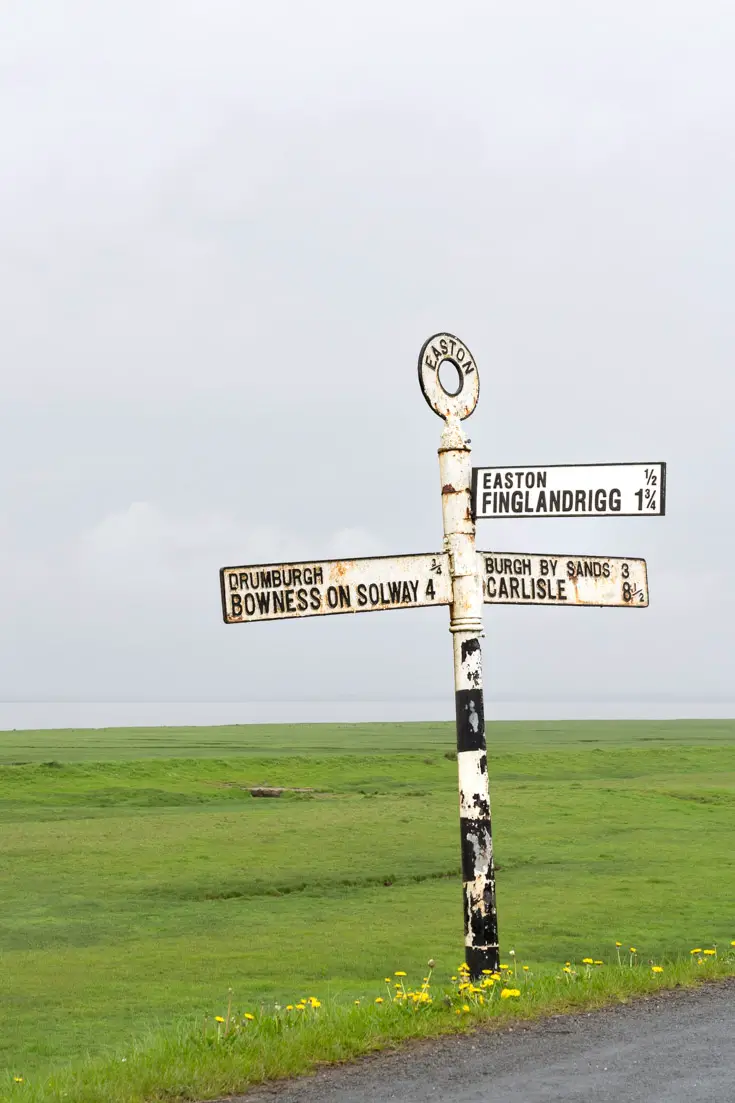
[472,462,666,519]
[478,552,648,607]
[221,553,452,624]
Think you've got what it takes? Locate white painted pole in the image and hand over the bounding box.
[418,333,499,979]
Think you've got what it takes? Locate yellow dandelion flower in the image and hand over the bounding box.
[462,1004,471,1012]
[594,960,604,965]
[13,1078,24,1084]
[690,948,702,954]
[384,978,391,983]
[296,1005,306,1011]
[651,966,663,973]
[731,941,735,947]
[286,1005,294,1011]
[309,999,321,1008]
[354,999,360,1005]
[394,971,407,977]
[455,1009,461,1016]
[629,947,637,953]
[501,988,520,998]
[703,949,716,956]
[244,1013,255,1020]
[582,958,594,965]
[615,941,622,947]
[375,997,384,1004]
[565,962,571,967]
[481,969,493,975]
[523,965,529,971]
[214,1016,225,1023]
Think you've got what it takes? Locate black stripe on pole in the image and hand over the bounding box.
[459,816,493,881]
[455,689,485,752]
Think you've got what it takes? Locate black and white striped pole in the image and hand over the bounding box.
[418,334,500,979]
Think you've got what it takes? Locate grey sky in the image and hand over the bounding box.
[1,2,733,706]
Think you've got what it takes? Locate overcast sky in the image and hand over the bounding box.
[1,1,733,708]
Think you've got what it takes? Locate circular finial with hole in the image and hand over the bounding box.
[417,333,479,420]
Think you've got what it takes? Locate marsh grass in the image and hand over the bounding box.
[4,954,733,1103]
[2,719,734,1096]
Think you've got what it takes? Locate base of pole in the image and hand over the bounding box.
[465,943,500,980]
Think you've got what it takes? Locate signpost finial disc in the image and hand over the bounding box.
[418,333,479,420]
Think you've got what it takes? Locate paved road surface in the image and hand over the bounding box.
[229,980,734,1103]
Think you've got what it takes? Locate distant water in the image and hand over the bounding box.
[0,700,732,731]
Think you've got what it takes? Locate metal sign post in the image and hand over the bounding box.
[220,331,665,981]
[418,333,499,975]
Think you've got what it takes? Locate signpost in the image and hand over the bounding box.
[472,462,666,519]
[220,331,665,979]
[221,553,451,623]
[479,553,648,607]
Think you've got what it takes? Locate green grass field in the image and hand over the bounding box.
[1,719,733,1091]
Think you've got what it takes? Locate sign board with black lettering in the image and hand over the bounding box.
[472,462,666,519]
[221,553,451,624]
[478,552,648,607]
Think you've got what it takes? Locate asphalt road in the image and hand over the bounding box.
[230,980,734,1103]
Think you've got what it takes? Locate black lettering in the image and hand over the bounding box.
[537,471,547,488]
[498,491,510,513]
[540,559,550,576]
[356,583,368,606]
[256,591,271,614]
[575,489,586,512]
[536,491,547,512]
[326,586,339,609]
[550,490,561,512]
[504,472,513,489]
[557,580,567,601]
[285,589,295,612]
[482,492,493,513]
[440,337,448,354]
[408,580,418,602]
[498,576,510,598]
[338,585,351,609]
[562,490,574,512]
[389,581,402,603]
[609,489,622,512]
[260,570,272,588]
[244,593,256,615]
[486,577,496,598]
[511,490,523,512]
[594,489,607,512]
[273,591,285,614]
[297,588,309,611]
[230,573,241,591]
[369,583,380,605]
[509,577,520,599]
[536,577,547,599]
[425,579,436,599]
[309,587,321,610]
[230,594,243,616]
[602,563,610,578]
[566,560,574,579]
[292,567,302,586]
